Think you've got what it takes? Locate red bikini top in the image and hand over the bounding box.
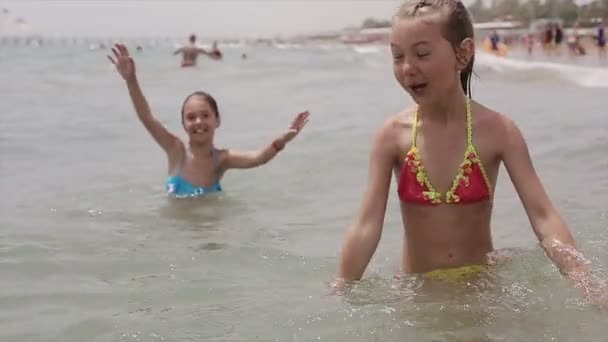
[397,99,492,205]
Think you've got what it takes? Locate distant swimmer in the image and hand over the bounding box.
[207,40,223,60]
[173,34,208,67]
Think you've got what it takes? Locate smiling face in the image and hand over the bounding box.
[181,95,220,144]
[391,16,459,105]
[390,1,475,106]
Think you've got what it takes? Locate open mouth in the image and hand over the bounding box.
[409,82,428,95]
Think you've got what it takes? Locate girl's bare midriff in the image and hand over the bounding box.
[399,201,494,273]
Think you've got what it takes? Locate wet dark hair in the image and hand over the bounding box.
[394,0,475,98]
[180,91,220,124]
[189,34,196,43]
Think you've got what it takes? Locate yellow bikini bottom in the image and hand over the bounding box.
[422,264,490,284]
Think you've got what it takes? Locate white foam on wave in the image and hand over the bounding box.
[475,51,608,88]
[351,45,383,55]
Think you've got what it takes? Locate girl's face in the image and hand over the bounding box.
[182,96,219,143]
[390,14,472,106]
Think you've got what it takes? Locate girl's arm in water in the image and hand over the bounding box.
[335,117,399,285]
[223,111,309,169]
[109,44,181,156]
[500,115,608,306]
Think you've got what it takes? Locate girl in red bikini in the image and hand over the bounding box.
[334,0,607,307]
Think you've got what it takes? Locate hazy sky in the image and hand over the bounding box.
[0,0,424,38]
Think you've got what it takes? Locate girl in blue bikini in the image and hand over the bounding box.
[108,43,310,198]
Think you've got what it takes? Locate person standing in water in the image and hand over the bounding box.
[597,20,606,61]
[334,0,608,308]
[108,43,310,198]
[524,32,534,56]
[554,23,564,56]
[567,22,584,58]
[489,30,500,52]
[173,34,208,67]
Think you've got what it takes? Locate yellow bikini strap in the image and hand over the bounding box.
[412,107,419,148]
[466,98,473,147]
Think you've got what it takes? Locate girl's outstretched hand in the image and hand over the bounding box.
[107,43,136,82]
[277,111,310,146]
